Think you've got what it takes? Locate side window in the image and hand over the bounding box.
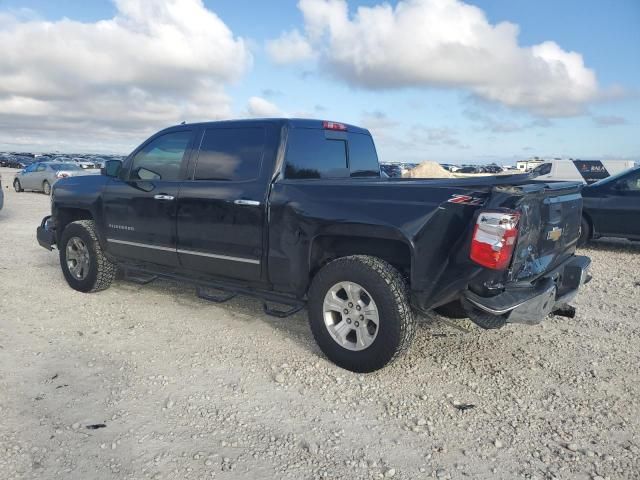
[129,131,192,181]
[348,133,380,177]
[618,172,640,191]
[194,127,265,181]
[25,164,37,173]
[285,129,348,179]
[36,164,47,172]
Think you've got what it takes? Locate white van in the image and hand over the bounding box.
[531,159,636,184]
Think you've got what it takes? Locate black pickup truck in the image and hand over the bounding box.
[37,119,591,372]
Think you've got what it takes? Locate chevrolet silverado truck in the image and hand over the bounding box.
[37,119,591,372]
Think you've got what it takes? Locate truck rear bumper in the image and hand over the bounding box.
[463,255,591,324]
[37,215,56,251]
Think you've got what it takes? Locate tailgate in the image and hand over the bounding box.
[489,181,583,281]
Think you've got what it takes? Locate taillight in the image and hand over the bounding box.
[56,172,69,179]
[322,120,347,131]
[470,211,520,270]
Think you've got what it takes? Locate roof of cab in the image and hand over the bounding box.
[166,118,370,135]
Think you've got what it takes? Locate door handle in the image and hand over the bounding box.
[234,199,261,206]
[153,194,175,201]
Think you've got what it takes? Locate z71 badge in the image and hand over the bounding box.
[447,194,485,206]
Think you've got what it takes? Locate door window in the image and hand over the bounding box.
[193,127,265,181]
[129,131,192,181]
[24,163,37,173]
[36,164,47,172]
[618,172,640,191]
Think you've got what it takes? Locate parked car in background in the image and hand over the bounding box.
[530,159,635,185]
[579,165,640,245]
[456,165,481,174]
[0,174,4,211]
[483,164,504,174]
[380,163,402,177]
[71,157,97,169]
[14,162,96,195]
[8,156,34,169]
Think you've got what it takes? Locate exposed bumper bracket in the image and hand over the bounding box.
[463,255,591,325]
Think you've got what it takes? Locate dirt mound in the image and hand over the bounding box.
[402,161,454,179]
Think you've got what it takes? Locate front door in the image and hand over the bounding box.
[20,163,39,189]
[102,129,194,267]
[596,170,640,238]
[177,125,269,282]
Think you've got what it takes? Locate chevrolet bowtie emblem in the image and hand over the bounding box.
[547,227,563,241]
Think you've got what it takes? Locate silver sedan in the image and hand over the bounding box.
[13,162,97,195]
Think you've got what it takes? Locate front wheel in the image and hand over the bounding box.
[59,220,116,293]
[42,180,51,195]
[13,179,23,192]
[308,255,415,373]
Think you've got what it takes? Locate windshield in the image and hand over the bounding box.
[50,163,81,171]
[590,165,640,186]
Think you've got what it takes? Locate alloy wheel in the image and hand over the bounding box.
[66,237,90,280]
[322,281,380,351]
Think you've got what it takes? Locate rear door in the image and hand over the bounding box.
[102,129,195,267]
[176,123,275,282]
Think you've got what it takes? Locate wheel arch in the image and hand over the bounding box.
[55,208,96,248]
[309,234,412,286]
[582,210,595,239]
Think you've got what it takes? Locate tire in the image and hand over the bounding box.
[59,220,116,293]
[13,179,23,192]
[434,300,468,319]
[308,255,415,373]
[578,216,591,247]
[42,180,51,195]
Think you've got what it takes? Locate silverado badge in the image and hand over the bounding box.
[547,227,563,241]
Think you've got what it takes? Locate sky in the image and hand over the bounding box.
[0,0,638,165]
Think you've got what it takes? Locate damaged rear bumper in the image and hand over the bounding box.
[463,255,591,324]
[37,215,56,250]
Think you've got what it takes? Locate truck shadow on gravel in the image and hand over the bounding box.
[113,277,473,361]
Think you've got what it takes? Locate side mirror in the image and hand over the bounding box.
[102,159,122,178]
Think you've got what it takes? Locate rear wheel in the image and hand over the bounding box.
[13,179,22,192]
[308,255,415,373]
[59,220,116,293]
[578,216,591,247]
[42,180,51,195]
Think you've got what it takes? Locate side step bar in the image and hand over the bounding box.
[120,265,305,318]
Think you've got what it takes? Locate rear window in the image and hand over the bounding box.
[50,163,80,171]
[194,127,265,181]
[284,129,379,179]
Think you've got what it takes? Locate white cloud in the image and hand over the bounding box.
[246,96,285,117]
[266,29,314,64]
[271,0,600,117]
[0,0,251,152]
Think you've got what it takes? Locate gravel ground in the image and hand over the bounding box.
[1,166,639,480]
